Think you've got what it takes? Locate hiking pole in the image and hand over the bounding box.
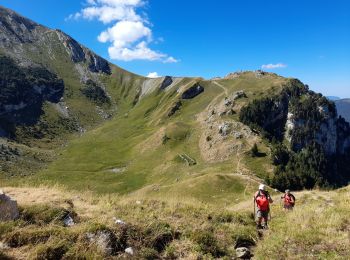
[253,198,256,221]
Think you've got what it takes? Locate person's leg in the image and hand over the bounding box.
[256,210,263,228]
[261,211,268,228]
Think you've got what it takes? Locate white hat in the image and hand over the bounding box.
[259,184,265,190]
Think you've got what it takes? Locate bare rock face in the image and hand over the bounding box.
[160,76,173,90]
[0,6,39,46]
[181,84,204,99]
[0,56,65,131]
[56,30,86,63]
[0,191,19,221]
[88,53,111,75]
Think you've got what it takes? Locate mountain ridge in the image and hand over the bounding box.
[335,98,350,123]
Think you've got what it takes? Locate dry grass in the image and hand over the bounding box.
[2,185,350,259]
[0,186,258,259]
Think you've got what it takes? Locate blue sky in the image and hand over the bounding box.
[1,0,350,97]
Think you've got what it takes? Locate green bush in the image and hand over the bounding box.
[192,230,224,257]
[250,143,259,157]
[143,222,174,252]
[80,80,110,106]
[31,240,70,260]
[138,247,159,259]
[20,204,73,225]
[4,227,68,247]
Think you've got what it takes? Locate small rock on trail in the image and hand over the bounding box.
[236,246,251,259]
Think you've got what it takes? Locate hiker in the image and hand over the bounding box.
[254,184,273,229]
[281,189,295,210]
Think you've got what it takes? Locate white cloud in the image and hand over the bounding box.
[98,21,151,46]
[164,56,179,63]
[147,72,160,78]
[80,6,141,24]
[68,0,178,62]
[109,41,167,61]
[261,63,287,69]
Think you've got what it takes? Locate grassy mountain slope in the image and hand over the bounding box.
[3,72,289,205]
[3,5,350,200]
[0,5,157,177]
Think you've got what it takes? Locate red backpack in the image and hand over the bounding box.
[283,194,295,206]
[255,190,270,211]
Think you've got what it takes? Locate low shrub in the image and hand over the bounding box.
[20,204,76,226]
[191,229,224,257]
[30,239,70,260]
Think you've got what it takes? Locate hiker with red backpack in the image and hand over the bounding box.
[281,189,295,210]
[254,184,273,229]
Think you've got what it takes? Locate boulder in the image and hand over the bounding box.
[113,217,126,225]
[218,122,232,136]
[86,230,116,256]
[63,214,75,226]
[235,247,251,258]
[232,90,247,101]
[125,247,134,255]
[224,97,233,106]
[0,191,19,221]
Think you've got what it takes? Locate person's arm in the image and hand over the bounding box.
[290,195,295,203]
[268,194,273,203]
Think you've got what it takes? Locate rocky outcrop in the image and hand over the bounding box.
[0,6,39,46]
[88,53,111,74]
[239,79,350,156]
[232,90,247,101]
[219,122,232,136]
[160,76,173,90]
[181,84,204,99]
[56,30,85,63]
[0,56,64,135]
[0,6,111,76]
[86,230,117,256]
[0,191,19,221]
[168,101,182,117]
[80,80,110,105]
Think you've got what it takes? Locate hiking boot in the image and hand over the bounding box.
[262,223,268,230]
